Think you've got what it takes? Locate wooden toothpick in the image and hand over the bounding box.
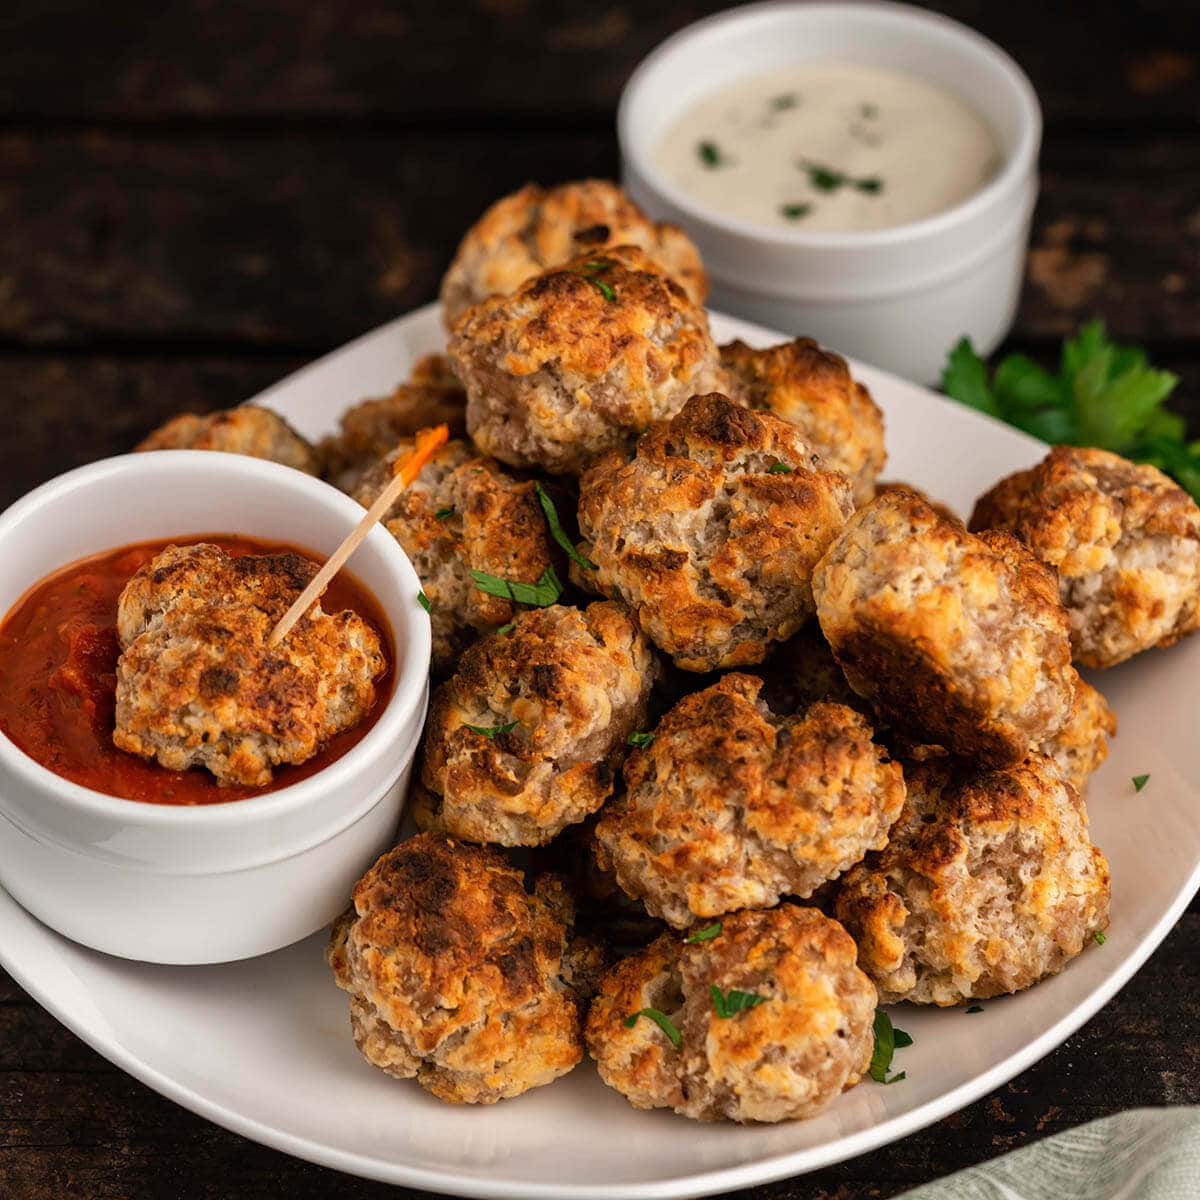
[268,423,449,647]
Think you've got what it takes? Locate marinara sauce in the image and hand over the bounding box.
[0,535,394,805]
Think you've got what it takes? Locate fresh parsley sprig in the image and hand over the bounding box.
[940,321,1199,501]
[869,1010,912,1084]
[535,482,597,572]
[627,730,655,749]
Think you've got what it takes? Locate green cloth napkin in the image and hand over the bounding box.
[897,1108,1200,1199]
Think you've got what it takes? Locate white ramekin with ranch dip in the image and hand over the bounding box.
[618,1,1041,383]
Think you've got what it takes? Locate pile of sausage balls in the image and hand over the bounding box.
[138,179,1200,1123]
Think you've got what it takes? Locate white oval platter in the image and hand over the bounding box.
[1,304,1197,1199]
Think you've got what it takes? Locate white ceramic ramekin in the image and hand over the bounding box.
[0,452,430,964]
[619,0,1041,384]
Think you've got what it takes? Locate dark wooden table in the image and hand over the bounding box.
[1,2,1198,1197]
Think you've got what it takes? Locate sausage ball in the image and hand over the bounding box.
[319,356,468,493]
[813,487,1075,766]
[114,543,385,786]
[578,393,855,671]
[720,337,885,506]
[585,905,876,1123]
[327,832,585,1104]
[418,601,658,846]
[136,405,318,474]
[970,446,1200,668]
[835,754,1110,1005]
[1036,670,1116,794]
[595,674,904,928]
[449,245,724,475]
[440,179,707,328]
[352,438,556,671]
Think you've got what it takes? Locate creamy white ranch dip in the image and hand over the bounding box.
[654,63,1002,232]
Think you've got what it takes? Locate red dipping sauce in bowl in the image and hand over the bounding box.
[0,534,394,805]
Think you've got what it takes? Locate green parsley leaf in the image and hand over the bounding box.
[535,482,597,571]
[1132,774,1150,792]
[710,984,767,1019]
[494,623,515,636]
[627,730,655,749]
[803,160,844,191]
[470,565,563,607]
[623,1007,682,1047]
[800,160,881,195]
[768,461,794,473]
[434,507,455,520]
[1094,930,1107,945]
[770,93,799,111]
[697,140,725,168]
[463,719,519,739]
[869,1010,911,1083]
[779,203,812,221]
[569,258,618,302]
[417,591,432,613]
[940,321,1198,502]
[685,922,722,943]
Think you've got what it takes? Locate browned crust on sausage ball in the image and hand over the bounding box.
[595,674,905,927]
[136,405,319,475]
[318,369,468,494]
[721,338,885,506]
[327,832,584,1104]
[418,601,659,846]
[114,543,385,786]
[440,179,708,328]
[351,439,556,671]
[577,393,855,671]
[449,245,724,475]
[970,446,1200,668]
[585,905,876,1122]
[813,487,1075,765]
[835,755,1110,1005]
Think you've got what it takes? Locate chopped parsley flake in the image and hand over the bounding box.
[624,1007,682,1047]
[770,93,799,111]
[710,985,767,1019]
[768,461,794,473]
[860,102,879,118]
[535,482,597,571]
[495,623,515,636]
[685,922,722,943]
[779,203,812,221]
[697,140,725,168]
[1132,774,1150,792]
[869,1010,911,1083]
[470,565,563,607]
[1095,930,1107,946]
[417,591,432,613]
[434,507,455,520]
[800,159,884,196]
[463,719,519,739]
[627,731,655,749]
[569,258,618,302]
